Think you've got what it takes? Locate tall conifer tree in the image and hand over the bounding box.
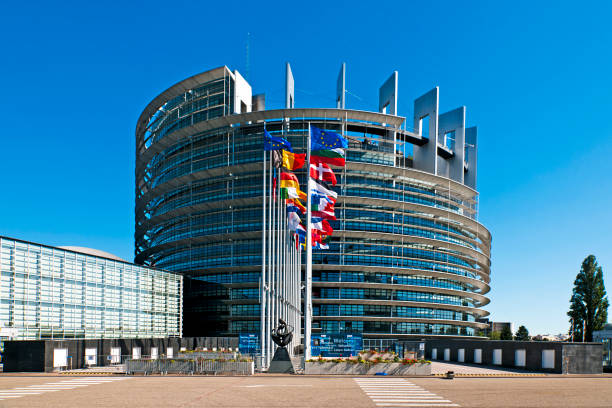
[567,255,609,342]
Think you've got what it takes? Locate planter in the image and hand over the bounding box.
[305,362,430,376]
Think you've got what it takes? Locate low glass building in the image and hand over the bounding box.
[135,64,492,340]
[0,236,182,340]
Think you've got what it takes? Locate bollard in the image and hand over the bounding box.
[445,370,454,380]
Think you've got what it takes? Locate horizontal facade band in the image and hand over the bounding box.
[136,197,260,237]
[313,281,489,307]
[135,163,261,212]
[178,263,489,291]
[313,261,489,288]
[137,107,407,165]
[339,230,490,270]
[313,298,489,317]
[315,315,488,329]
[135,164,490,246]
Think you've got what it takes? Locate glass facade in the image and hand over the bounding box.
[135,66,492,339]
[0,237,182,340]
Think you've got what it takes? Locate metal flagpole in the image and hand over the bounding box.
[270,162,276,363]
[275,164,281,352]
[304,123,313,363]
[260,148,267,367]
[267,153,273,367]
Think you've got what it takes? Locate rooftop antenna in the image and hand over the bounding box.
[245,32,251,81]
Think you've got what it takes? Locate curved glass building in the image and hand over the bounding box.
[135,65,492,340]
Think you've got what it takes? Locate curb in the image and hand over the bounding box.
[59,372,121,376]
[433,373,547,377]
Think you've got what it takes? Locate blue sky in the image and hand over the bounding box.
[1,1,611,335]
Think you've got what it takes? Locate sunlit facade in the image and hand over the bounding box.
[135,65,492,339]
[0,237,182,340]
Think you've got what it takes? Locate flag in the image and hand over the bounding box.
[280,171,300,189]
[311,148,345,166]
[296,224,306,239]
[280,186,307,201]
[287,211,301,232]
[314,242,329,250]
[310,125,348,150]
[272,176,277,202]
[310,163,337,186]
[312,209,336,220]
[272,150,282,168]
[311,179,337,200]
[281,150,306,170]
[311,193,335,212]
[287,199,306,214]
[311,217,333,235]
[264,130,292,152]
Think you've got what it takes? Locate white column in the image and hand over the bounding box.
[304,124,313,362]
[260,150,267,365]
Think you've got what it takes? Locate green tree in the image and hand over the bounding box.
[500,325,513,340]
[489,331,501,340]
[514,325,530,341]
[567,255,609,342]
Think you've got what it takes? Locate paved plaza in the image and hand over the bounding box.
[0,374,610,407]
[429,361,542,376]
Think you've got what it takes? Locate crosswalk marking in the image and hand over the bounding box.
[0,377,128,401]
[355,378,459,407]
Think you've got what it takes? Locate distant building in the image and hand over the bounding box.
[594,323,612,368]
[532,334,569,342]
[0,236,182,340]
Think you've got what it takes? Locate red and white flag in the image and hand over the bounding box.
[310,163,337,186]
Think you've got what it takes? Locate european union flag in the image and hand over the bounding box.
[264,129,292,152]
[310,125,348,150]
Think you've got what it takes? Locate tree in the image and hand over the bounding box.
[568,255,609,342]
[500,325,513,340]
[489,331,501,340]
[514,325,530,341]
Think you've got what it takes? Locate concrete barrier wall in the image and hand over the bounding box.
[425,339,602,374]
[3,337,240,372]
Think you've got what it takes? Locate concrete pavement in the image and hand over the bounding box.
[0,375,610,407]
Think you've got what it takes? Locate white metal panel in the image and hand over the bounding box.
[53,348,68,368]
[474,348,482,364]
[132,347,141,359]
[458,348,465,363]
[151,347,158,360]
[431,348,437,360]
[444,348,450,361]
[542,349,555,369]
[515,349,526,367]
[167,347,173,358]
[85,348,97,366]
[493,348,502,365]
[110,347,121,364]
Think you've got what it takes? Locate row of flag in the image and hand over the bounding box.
[263,125,348,250]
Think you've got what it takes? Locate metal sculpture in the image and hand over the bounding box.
[271,318,293,348]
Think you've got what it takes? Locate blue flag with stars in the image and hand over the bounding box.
[310,125,348,150]
[264,129,292,152]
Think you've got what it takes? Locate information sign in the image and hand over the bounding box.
[311,333,362,357]
[239,333,259,354]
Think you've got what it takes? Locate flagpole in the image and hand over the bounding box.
[275,163,281,352]
[304,123,313,363]
[260,148,267,368]
[267,153,273,367]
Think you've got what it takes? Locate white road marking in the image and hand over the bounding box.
[237,384,314,388]
[0,377,129,401]
[355,378,460,407]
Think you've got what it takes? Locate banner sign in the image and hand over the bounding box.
[311,333,362,357]
[239,333,259,354]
